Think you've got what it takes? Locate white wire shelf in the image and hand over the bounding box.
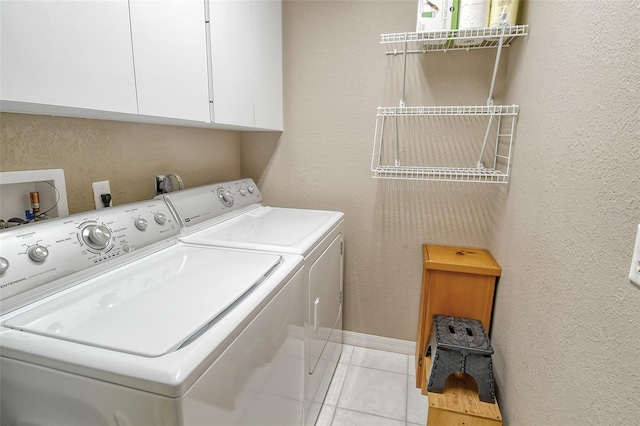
[372,166,508,183]
[381,25,528,54]
[373,24,526,183]
[371,105,518,184]
[377,105,519,117]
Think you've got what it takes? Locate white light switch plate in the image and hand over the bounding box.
[630,224,640,286]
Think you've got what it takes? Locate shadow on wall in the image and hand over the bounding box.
[239,131,282,185]
[343,178,510,340]
[372,179,509,253]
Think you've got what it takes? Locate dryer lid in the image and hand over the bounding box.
[3,245,282,357]
[182,207,344,255]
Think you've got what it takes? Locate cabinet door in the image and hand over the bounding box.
[253,0,283,130]
[208,0,254,128]
[415,269,497,391]
[129,0,211,122]
[0,0,137,114]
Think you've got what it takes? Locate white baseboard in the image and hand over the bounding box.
[342,330,416,355]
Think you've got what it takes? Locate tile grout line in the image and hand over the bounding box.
[349,346,411,376]
[328,364,347,425]
[405,356,410,425]
[346,352,410,424]
[327,346,354,426]
[346,365,410,377]
[326,346,420,425]
[334,406,411,425]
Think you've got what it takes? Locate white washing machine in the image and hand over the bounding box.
[0,199,305,425]
[161,179,344,426]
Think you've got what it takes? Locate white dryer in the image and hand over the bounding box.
[0,199,305,425]
[162,179,344,426]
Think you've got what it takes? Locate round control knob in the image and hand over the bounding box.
[247,185,255,194]
[134,218,148,231]
[0,257,9,274]
[28,245,49,263]
[217,187,234,207]
[239,188,247,196]
[154,213,167,225]
[82,225,112,250]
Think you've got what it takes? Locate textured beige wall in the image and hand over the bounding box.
[1,113,241,213]
[241,0,640,424]
[487,1,640,424]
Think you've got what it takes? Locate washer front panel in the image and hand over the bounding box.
[0,248,303,396]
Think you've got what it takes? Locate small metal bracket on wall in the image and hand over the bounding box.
[478,33,505,169]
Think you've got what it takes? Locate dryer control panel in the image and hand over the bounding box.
[0,200,179,310]
[162,178,263,231]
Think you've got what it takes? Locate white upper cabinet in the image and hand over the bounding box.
[209,0,255,128]
[253,0,283,131]
[0,0,137,114]
[129,0,211,123]
[208,0,283,130]
[0,0,283,131]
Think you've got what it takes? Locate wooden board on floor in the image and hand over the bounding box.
[424,356,502,426]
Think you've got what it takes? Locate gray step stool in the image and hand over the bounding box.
[425,315,495,403]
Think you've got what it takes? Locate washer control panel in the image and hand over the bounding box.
[162,178,262,230]
[0,200,179,306]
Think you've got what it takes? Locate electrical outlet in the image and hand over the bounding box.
[630,224,640,286]
[92,180,112,209]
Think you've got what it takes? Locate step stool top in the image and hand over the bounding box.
[433,315,493,355]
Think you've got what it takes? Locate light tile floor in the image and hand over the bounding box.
[316,345,429,426]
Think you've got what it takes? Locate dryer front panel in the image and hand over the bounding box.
[307,233,343,375]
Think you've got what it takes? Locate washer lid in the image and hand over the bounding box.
[182,207,344,255]
[3,245,282,357]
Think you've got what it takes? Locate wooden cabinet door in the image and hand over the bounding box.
[416,270,497,390]
[0,0,137,113]
[129,0,211,122]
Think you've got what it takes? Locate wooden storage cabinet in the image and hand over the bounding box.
[415,244,501,391]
